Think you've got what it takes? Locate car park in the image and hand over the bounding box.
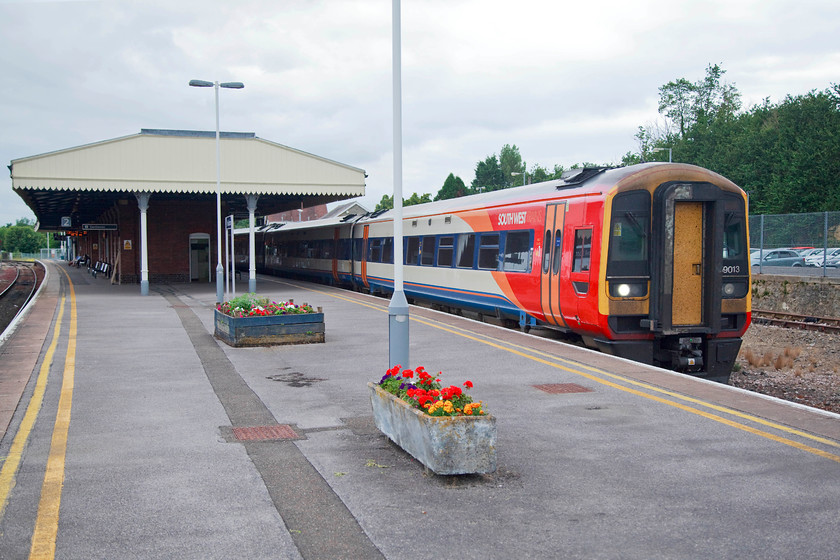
[750,249,806,267]
[804,247,840,267]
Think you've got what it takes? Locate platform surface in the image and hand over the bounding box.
[1,261,838,559]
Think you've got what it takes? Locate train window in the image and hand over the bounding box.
[368,238,382,262]
[722,196,746,260]
[456,234,476,268]
[542,231,552,274]
[607,191,650,277]
[383,238,394,264]
[338,239,351,260]
[572,229,592,272]
[478,233,500,270]
[552,229,563,275]
[421,237,435,265]
[405,237,421,265]
[322,240,333,259]
[353,238,364,261]
[438,236,454,267]
[502,231,531,272]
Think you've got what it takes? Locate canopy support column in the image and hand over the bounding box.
[246,194,259,293]
[135,192,151,296]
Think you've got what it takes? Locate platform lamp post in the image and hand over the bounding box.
[189,79,244,304]
[511,170,528,186]
[653,147,672,163]
[388,0,410,369]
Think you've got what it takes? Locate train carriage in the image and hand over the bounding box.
[238,162,750,382]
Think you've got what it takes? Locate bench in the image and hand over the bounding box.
[91,261,110,278]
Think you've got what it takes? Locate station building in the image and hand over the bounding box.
[10,129,366,293]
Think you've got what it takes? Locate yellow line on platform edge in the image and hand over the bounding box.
[268,278,840,464]
[0,296,66,521]
[29,269,77,560]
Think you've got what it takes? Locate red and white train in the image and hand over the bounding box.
[239,163,751,382]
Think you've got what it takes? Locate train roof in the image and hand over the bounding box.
[235,163,738,234]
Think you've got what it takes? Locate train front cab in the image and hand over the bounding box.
[597,176,750,383]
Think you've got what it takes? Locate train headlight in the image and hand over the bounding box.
[722,279,748,299]
[609,281,648,298]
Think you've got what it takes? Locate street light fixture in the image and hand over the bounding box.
[653,147,672,163]
[511,171,528,185]
[189,79,244,304]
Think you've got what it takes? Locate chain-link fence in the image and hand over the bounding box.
[749,211,840,277]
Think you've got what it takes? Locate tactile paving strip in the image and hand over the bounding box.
[532,383,594,394]
[232,425,299,441]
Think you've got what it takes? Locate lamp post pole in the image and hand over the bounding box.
[653,147,672,163]
[189,79,244,304]
[388,0,410,369]
[511,171,528,186]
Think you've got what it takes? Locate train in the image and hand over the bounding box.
[235,163,751,383]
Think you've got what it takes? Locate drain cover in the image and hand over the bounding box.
[533,383,593,394]
[233,425,299,441]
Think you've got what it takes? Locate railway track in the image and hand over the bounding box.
[0,261,41,335]
[751,309,840,334]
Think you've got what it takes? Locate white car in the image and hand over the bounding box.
[804,247,840,267]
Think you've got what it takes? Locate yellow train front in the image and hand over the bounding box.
[578,163,751,382]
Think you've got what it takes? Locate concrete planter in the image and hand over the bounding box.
[214,309,325,347]
[368,382,497,475]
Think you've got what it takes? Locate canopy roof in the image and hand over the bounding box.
[10,129,366,229]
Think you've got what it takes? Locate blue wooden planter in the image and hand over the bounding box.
[368,382,497,475]
[214,309,325,347]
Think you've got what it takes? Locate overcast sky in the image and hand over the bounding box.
[2,0,839,227]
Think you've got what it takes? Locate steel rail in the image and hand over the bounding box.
[752,309,840,334]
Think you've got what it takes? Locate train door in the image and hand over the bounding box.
[361,224,370,289]
[540,203,567,327]
[672,201,704,325]
[332,227,340,284]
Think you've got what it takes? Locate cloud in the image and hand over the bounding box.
[2,0,839,224]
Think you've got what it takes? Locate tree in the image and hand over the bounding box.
[434,173,469,201]
[499,144,523,186]
[658,77,695,137]
[374,192,432,212]
[1,224,46,253]
[374,194,393,212]
[470,154,505,193]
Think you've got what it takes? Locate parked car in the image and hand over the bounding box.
[804,247,840,267]
[797,248,823,258]
[750,249,806,267]
[823,252,840,268]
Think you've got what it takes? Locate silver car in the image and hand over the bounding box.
[750,249,805,267]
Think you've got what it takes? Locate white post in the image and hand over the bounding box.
[246,194,259,293]
[135,192,151,296]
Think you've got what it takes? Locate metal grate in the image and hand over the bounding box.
[233,425,299,441]
[532,383,594,394]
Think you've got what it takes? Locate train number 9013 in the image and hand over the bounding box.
[721,265,741,274]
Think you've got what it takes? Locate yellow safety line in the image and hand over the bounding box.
[264,277,840,463]
[0,296,66,521]
[29,269,77,559]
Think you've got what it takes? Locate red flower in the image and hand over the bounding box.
[463,380,473,389]
[403,369,414,379]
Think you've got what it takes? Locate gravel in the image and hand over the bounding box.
[730,323,840,414]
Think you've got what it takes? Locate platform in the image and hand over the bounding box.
[1,260,838,559]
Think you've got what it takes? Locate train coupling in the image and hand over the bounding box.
[677,336,704,370]
[662,336,704,371]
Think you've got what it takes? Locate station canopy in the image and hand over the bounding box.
[10,129,367,230]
